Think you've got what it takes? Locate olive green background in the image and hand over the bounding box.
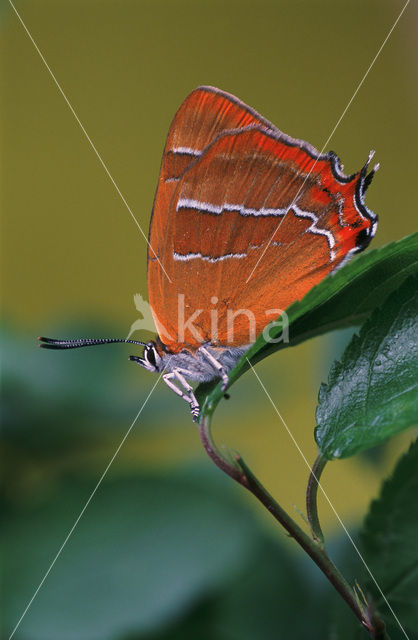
[2,1,417,638]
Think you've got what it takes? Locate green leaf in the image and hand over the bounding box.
[197,232,418,415]
[359,440,418,637]
[314,276,418,459]
[315,278,418,460]
[2,469,259,640]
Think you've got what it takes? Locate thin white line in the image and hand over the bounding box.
[292,204,336,261]
[173,251,247,262]
[246,358,409,639]
[171,146,201,156]
[7,372,164,640]
[7,0,172,284]
[177,197,287,217]
[245,0,410,284]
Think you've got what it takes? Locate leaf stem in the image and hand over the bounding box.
[199,412,245,484]
[306,452,328,545]
[199,412,374,636]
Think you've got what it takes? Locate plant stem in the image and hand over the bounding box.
[199,413,374,636]
[237,455,369,630]
[306,452,328,545]
[199,412,246,484]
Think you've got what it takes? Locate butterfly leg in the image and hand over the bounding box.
[163,369,200,421]
[200,347,230,391]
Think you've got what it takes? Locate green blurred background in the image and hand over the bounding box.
[2,1,417,638]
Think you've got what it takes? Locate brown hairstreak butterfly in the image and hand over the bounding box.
[40,86,378,420]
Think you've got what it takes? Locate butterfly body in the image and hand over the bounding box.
[136,339,250,380]
[40,86,378,420]
[128,340,250,419]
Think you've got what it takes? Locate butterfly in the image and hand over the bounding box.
[40,86,378,420]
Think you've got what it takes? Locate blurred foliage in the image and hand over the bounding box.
[1,325,339,639]
[3,469,259,639]
[2,322,168,507]
[0,452,342,640]
[3,465,342,640]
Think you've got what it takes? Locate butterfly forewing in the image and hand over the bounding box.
[148,86,278,338]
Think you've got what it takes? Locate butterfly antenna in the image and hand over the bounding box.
[38,337,146,350]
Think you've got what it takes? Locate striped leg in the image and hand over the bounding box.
[163,369,200,421]
[200,347,229,390]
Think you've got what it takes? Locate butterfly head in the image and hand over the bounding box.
[129,341,163,373]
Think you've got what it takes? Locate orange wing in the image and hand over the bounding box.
[160,85,278,180]
[148,89,378,352]
[148,86,278,337]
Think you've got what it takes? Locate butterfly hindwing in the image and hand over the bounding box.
[148,90,377,351]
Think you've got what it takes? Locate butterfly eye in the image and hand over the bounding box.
[144,343,157,369]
